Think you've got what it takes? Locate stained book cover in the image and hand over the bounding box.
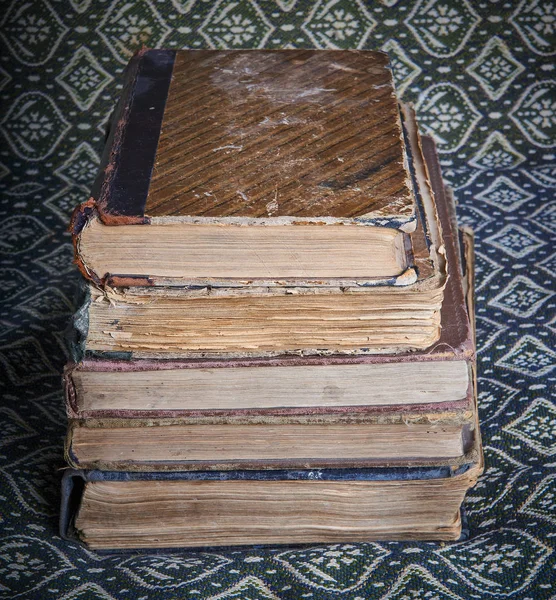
[70,49,446,289]
[78,49,414,225]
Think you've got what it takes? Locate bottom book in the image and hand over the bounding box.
[61,458,482,549]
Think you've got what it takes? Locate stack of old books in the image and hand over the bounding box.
[61,49,483,550]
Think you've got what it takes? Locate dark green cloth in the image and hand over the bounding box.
[0,0,554,597]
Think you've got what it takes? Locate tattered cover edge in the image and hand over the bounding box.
[60,463,476,547]
[65,400,473,423]
[461,226,484,479]
[70,48,176,285]
[421,135,473,359]
[64,450,482,475]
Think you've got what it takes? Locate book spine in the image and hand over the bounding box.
[421,136,474,360]
[59,470,86,541]
[70,49,176,285]
[70,50,146,284]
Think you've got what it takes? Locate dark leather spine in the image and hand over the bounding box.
[70,49,176,283]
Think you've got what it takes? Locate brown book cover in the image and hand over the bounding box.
[75,49,414,226]
[70,49,447,290]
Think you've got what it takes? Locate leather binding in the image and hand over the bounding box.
[73,49,414,226]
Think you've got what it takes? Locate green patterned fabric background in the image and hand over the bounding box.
[0,0,555,598]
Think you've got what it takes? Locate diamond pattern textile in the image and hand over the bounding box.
[0,1,554,598]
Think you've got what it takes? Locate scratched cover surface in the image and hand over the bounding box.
[146,49,414,224]
[0,1,555,598]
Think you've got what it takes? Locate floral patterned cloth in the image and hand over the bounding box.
[0,0,554,598]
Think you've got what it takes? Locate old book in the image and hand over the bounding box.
[64,156,471,417]
[66,418,478,471]
[65,360,471,420]
[72,49,446,294]
[73,133,448,360]
[61,462,482,548]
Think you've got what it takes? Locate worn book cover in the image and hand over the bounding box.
[70,49,446,291]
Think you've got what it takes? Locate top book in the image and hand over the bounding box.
[72,49,438,288]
